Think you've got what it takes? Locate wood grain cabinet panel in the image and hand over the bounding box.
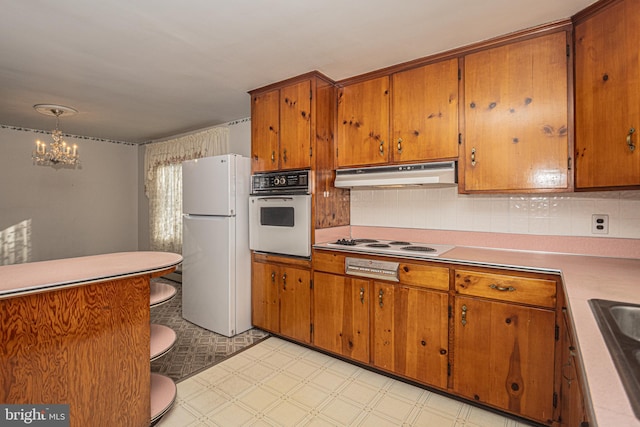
[574,0,640,189]
[313,272,370,363]
[373,282,449,389]
[392,59,459,163]
[462,31,570,192]
[453,296,557,424]
[251,80,312,172]
[251,260,311,343]
[251,89,280,172]
[455,269,556,308]
[337,76,390,167]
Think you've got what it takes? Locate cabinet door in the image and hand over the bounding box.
[251,89,280,172]
[280,80,312,170]
[453,296,556,423]
[575,0,640,188]
[392,59,459,163]
[463,32,569,191]
[251,261,280,333]
[279,266,311,344]
[373,282,449,389]
[313,272,370,363]
[337,76,390,167]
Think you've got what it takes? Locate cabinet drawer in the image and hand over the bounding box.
[313,251,346,275]
[454,270,556,308]
[398,262,449,291]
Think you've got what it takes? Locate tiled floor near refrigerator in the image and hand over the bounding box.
[157,337,535,427]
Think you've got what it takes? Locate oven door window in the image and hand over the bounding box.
[260,206,294,227]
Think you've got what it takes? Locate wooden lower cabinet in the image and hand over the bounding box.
[313,271,370,363]
[263,250,590,425]
[452,296,557,424]
[559,309,591,427]
[373,282,449,389]
[252,259,311,344]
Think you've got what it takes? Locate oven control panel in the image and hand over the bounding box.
[345,257,399,282]
[251,170,310,194]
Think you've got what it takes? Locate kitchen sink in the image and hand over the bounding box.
[589,299,640,419]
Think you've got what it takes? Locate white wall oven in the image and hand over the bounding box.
[249,170,311,258]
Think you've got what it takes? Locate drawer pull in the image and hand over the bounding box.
[490,284,516,292]
[627,127,636,152]
[359,287,365,304]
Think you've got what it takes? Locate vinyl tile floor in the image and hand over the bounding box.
[157,337,536,427]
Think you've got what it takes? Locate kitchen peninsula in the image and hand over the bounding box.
[0,251,182,427]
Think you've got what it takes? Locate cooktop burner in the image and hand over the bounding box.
[324,238,454,258]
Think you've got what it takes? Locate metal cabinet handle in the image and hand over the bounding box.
[397,138,403,154]
[360,287,365,304]
[378,289,384,308]
[379,140,385,155]
[461,304,467,326]
[271,151,275,162]
[283,148,288,163]
[627,127,636,152]
[282,273,287,290]
[271,272,276,283]
[490,284,516,292]
[471,148,476,166]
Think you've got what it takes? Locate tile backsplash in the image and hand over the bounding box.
[350,187,640,239]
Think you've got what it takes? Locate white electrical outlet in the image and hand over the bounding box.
[592,214,609,234]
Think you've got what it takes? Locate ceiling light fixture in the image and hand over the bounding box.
[32,104,80,167]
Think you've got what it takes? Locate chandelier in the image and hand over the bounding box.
[32,104,80,167]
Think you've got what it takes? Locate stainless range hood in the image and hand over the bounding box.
[334,161,457,189]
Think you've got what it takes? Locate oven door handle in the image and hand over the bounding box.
[254,197,294,202]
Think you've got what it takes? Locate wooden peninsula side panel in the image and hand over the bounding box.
[0,275,152,427]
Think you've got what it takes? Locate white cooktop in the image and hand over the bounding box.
[318,238,455,259]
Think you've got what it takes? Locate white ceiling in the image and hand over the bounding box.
[0,0,596,144]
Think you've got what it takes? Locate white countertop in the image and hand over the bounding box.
[315,243,640,426]
[0,251,183,299]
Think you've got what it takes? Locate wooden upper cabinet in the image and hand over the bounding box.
[251,80,312,172]
[280,80,312,170]
[337,76,390,167]
[251,89,280,172]
[574,0,640,189]
[392,59,459,163]
[462,31,570,192]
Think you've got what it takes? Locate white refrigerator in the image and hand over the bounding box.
[181,154,251,337]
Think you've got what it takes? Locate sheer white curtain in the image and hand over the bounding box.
[144,127,229,254]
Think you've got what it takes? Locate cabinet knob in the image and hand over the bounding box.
[627,127,636,152]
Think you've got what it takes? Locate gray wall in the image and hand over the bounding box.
[0,126,139,263]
